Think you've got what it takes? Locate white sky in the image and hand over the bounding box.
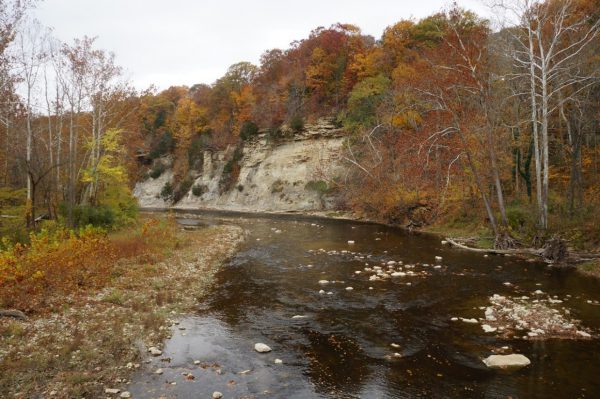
[34,0,490,91]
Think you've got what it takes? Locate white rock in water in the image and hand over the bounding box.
[355,270,361,274]
[212,392,223,399]
[576,330,591,338]
[441,240,448,245]
[274,358,283,364]
[461,318,479,324]
[390,343,400,348]
[292,315,307,319]
[154,368,163,375]
[483,354,531,369]
[534,289,544,295]
[120,392,132,399]
[450,317,458,321]
[433,265,442,269]
[105,389,120,395]
[348,240,355,245]
[148,347,162,356]
[387,261,397,266]
[319,289,325,294]
[435,256,443,262]
[318,280,329,285]
[391,272,406,277]
[345,287,354,291]
[194,360,201,365]
[275,230,282,234]
[482,324,497,333]
[327,291,333,295]
[368,286,373,290]
[254,343,272,353]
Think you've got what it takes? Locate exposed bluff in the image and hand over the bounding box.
[134,118,346,213]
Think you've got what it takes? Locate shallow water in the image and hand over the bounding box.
[129,213,600,398]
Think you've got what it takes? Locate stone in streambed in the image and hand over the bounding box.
[254,343,272,353]
[212,392,223,399]
[482,354,531,369]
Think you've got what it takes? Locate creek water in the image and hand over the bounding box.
[129,213,600,398]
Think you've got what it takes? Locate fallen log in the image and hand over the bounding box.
[0,309,28,321]
[445,237,543,256]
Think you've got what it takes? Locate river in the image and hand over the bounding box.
[129,212,600,398]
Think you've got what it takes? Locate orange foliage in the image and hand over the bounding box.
[0,219,177,312]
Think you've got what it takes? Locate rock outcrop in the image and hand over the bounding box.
[134,118,345,213]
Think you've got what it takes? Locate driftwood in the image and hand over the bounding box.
[445,237,543,256]
[0,309,28,321]
[446,237,600,264]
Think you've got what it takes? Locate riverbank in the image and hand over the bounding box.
[0,218,244,398]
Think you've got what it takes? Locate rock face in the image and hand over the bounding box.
[134,118,345,212]
[482,354,531,369]
[133,169,173,208]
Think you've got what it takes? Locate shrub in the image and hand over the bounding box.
[289,114,304,133]
[305,180,328,194]
[149,132,175,159]
[173,177,194,203]
[192,184,207,197]
[149,163,165,179]
[160,182,173,201]
[220,145,244,193]
[240,121,259,141]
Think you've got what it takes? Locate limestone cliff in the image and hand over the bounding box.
[134,118,346,212]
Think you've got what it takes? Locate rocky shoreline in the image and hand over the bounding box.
[0,224,245,398]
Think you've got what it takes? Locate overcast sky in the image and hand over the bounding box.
[33,0,490,91]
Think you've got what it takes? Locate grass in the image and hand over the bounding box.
[578,260,600,279]
[0,215,244,398]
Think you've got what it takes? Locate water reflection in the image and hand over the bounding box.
[129,213,600,398]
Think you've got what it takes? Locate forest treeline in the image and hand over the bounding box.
[1,0,599,249]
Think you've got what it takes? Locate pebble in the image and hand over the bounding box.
[120,392,131,399]
[148,347,162,356]
[345,287,354,291]
[154,368,163,375]
[212,392,223,399]
[319,289,325,294]
[482,324,497,333]
[318,280,329,285]
[274,358,283,364]
[348,240,355,245]
[292,315,308,319]
[254,343,272,353]
[460,318,479,324]
[105,389,120,395]
[194,360,201,365]
[435,256,443,262]
[576,330,591,338]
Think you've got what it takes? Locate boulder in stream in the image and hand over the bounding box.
[254,343,272,353]
[483,354,531,369]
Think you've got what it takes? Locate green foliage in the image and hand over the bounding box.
[173,177,194,203]
[305,180,329,194]
[240,121,259,141]
[345,74,390,129]
[220,146,244,193]
[0,188,27,247]
[187,136,206,170]
[97,183,139,227]
[160,182,173,201]
[149,162,165,179]
[149,132,175,159]
[289,114,305,133]
[64,204,116,229]
[191,184,207,196]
